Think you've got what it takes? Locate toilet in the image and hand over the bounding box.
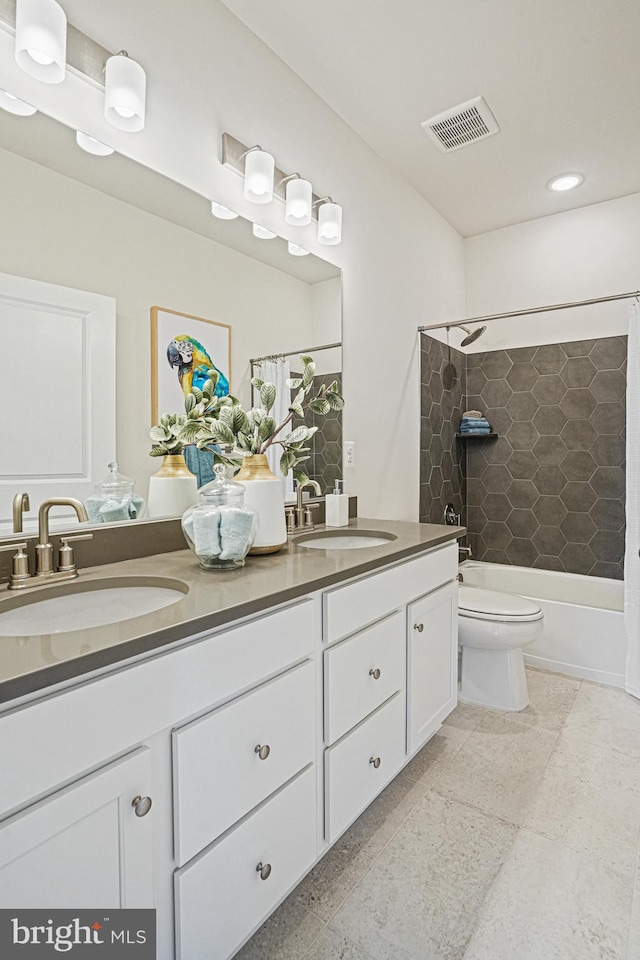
[458,585,544,711]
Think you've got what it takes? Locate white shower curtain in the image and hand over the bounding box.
[253,358,295,502]
[625,300,640,699]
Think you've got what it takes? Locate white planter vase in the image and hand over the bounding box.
[235,454,287,554]
[147,455,197,519]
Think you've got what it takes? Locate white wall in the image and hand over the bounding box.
[0,0,465,520]
[462,192,640,352]
[0,147,316,495]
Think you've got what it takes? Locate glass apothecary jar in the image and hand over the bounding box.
[181,464,258,570]
[86,462,146,523]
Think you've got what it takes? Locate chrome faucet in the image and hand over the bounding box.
[12,492,30,533]
[35,498,90,577]
[291,479,322,533]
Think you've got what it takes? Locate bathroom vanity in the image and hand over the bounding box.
[0,519,461,960]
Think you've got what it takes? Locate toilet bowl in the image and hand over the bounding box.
[458,585,544,711]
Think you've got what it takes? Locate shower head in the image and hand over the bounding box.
[459,324,487,347]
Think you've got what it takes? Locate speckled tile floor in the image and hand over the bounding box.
[236,668,640,960]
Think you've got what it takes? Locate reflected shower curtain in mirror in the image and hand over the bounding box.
[625,300,640,700]
[253,359,295,501]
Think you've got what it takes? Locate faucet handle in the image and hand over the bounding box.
[0,541,28,553]
[58,534,93,574]
[0,542,31,589]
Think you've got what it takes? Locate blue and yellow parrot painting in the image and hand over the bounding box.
[167,335,229,399]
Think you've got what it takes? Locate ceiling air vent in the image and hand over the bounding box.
[421,96,499,153]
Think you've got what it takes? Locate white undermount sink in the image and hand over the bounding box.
[0,577,188,636]
[296,530,397,550]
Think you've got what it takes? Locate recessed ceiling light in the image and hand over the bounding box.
[547,173,584,192]
[211,202,239,220]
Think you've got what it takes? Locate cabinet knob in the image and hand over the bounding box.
[369,756,381,769]
[131,795,152,817]
[255,744,271,760]
[369,668,381,680]
[414,622,424,633]
[256,861,272,880]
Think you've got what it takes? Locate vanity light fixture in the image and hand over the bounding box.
[547,172,584,192]
[288,241,309,256]
[283,174,312,226]
[243,146,275,204]
[211,202,239,220]
[76,131,114,156]
[0,89,37,116]
[253,223,277,239]
[221,133,343,242]
[104,51,146,132]
[15,0,67,84]
[316,198,343,245]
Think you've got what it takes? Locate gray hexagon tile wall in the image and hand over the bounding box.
[420,334,627,579]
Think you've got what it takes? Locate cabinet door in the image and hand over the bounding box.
[0,748,153,909]
[407,581,458,754]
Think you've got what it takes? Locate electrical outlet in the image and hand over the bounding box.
[344,440,356,468]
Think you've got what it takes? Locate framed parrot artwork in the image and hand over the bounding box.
[151,306,232,423]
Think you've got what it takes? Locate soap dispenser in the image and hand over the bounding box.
[325,479,349,527]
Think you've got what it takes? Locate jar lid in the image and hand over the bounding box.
[197,463,245,505]
[95,461,134,499]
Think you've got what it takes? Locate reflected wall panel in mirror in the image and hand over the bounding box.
[0,108,341,534]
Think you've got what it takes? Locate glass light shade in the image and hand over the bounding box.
[285,177,312,226]
[211,202,239,220]
[318,202,343,245]
[244,150,275,204]
[288,241,309,257]
[0,89,37,116]
[547,173,584,192]
[15,0,67,84]
[104,54,146,132]
[76,131,114,156]
[253,223,277,239]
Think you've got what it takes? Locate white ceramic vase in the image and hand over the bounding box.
[147,454,198,519]
[235,454,287,554]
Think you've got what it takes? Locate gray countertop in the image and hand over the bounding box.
[0,518,464,705]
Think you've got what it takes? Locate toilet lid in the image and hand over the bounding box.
[458,585,543,622]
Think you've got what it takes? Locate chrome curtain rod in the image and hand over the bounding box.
[418,290,640,334]
[250,341,341,366]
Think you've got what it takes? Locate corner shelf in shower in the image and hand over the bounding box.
[455,433,498,439]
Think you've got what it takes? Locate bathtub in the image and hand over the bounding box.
[459,560,626,689]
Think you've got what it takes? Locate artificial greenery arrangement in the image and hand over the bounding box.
[149,355,344,486]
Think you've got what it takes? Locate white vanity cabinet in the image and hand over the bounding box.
[0,535,460,960]
[408,581,458,753]
[0,747,154,909]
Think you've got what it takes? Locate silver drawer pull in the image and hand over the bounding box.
[256,861,272,880]
[369,668,381,680]
[255,744,271,760]
[369,756,381,769]
[414,622,424,633]
[131,795,152,817]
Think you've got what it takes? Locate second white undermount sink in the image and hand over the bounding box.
[0,578,188,636]
[296,530,397,550]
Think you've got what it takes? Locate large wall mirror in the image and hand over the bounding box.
[0,108,342,534]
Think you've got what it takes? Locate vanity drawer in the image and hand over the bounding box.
[324,692,405,842]
[173,660,315,865]
[323,543,457,645]
[175,765,317,960]
[324,610,405,744]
